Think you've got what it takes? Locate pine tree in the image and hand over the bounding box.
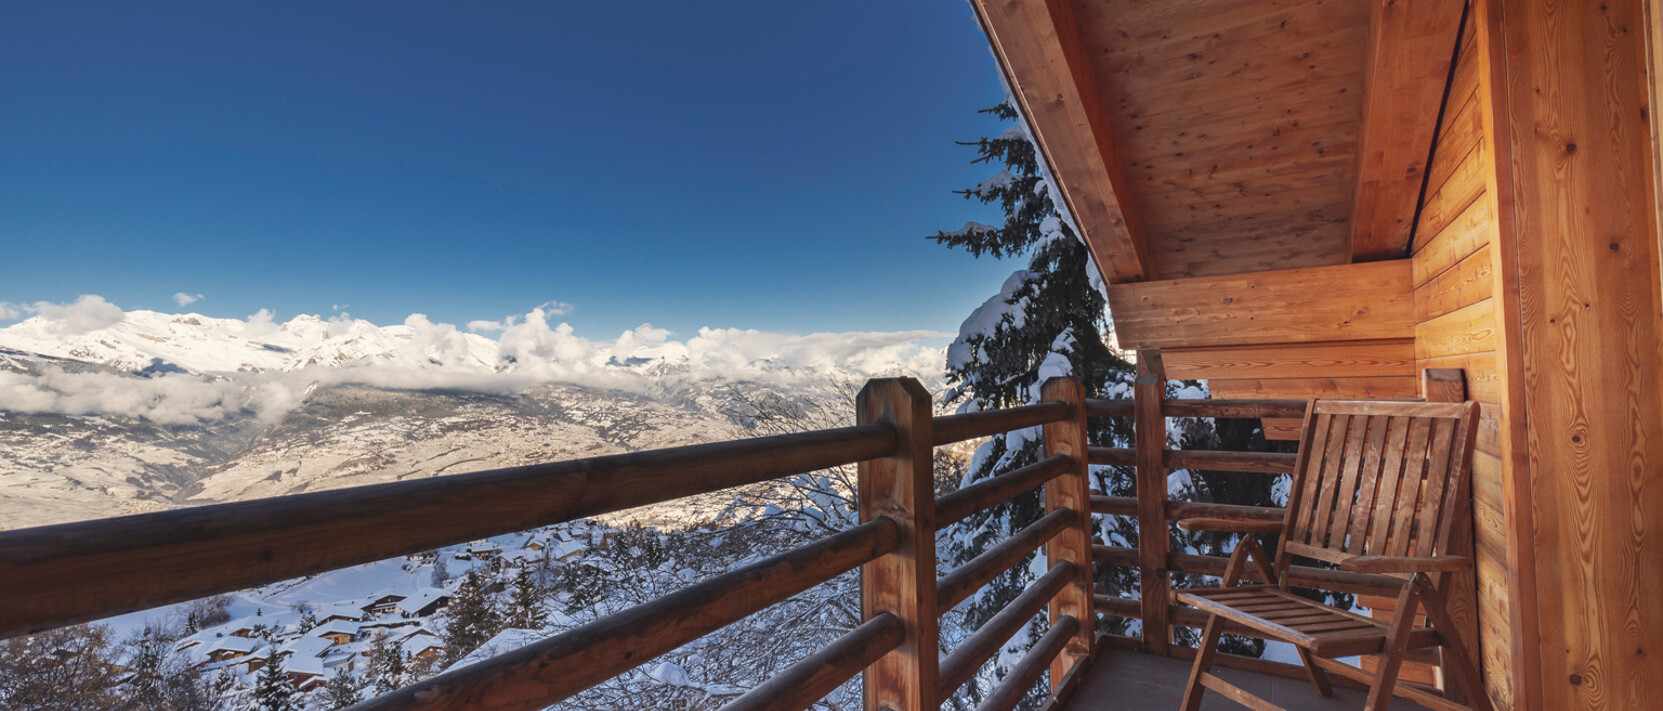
[933,103,1139,665]
[324,670,362,710]
[122,627,169,709]
[296,605,318,634]
[441,572,501,662]
[253,655,296,711]
[934,102,1304,669]
[505,566,548,630]
[430,554,450,588]
[366,632,408,694]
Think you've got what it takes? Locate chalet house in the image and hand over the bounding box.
[310,619,359,645]
[401,634,445,663]
[316,603,364,624]
[360,590,407,616]
[393,588,451,618]
[466,539,502,560]
[203,635,259,663]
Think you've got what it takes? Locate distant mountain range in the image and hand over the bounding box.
[0,303,943,529]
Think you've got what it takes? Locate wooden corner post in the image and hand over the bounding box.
[1041,377,1096,690]
[1134,349,1172,656]
[857,378,939,711]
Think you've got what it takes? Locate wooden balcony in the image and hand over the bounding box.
[0,346,1485,711]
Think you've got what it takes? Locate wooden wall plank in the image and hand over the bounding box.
[1161,341,1416,381]
[1414,300,1498,360]
[1207,376,1418,400]
[1415,140,1488,243]
[1107,260,1415,350]
[1413,190,1495,284]
[1415,245,1496,322]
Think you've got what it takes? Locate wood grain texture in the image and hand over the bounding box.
[1041,378,1096,687]
[972,0,1150,282]
[1414,300,1498,360]
[1415,245,1496,323]
[1350,0,1466,261]
[1161,341,1416,381]
[1107,261,1415,350]
[1208,376,1418,401]
[1071,0,1370,279]
[857,378,940,711]
[1492,0,1663,707]
[1133,351,1172,655]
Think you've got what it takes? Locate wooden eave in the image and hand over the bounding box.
[972,0,1466,350]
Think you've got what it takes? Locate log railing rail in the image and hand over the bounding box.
[0,353,1465,710]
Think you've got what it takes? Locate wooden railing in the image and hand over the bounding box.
[0,360,1380,711]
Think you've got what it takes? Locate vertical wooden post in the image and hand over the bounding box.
[1041,377,1096,690]
[1133,349,1171,656]
[857,378,939,711]
[1422,368,1481,704]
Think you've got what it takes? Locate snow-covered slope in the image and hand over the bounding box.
[0,300,943,529]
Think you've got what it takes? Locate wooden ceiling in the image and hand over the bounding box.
[975,0,1465,282]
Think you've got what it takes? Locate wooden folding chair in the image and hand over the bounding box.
[1175,400,1492,711]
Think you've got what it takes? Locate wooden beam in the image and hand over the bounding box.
[1106,261,1415,350]
[972,0,1149,282]
[858,378,940,711]
[1490,0,1663,707]
[1350,0,1468,260]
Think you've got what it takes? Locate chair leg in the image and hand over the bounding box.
[1296,647,1333,697]
[1415,574,1495,711]
[1365,585,1423,711]
[1182,614,1227,711]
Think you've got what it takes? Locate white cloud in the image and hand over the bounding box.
[538,300,574,316]
[173,292,203,307]
[0,296,947,425]
[0,302,19,320]
[29,294,127,334]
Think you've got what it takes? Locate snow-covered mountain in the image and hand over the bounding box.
[0,298,944,529]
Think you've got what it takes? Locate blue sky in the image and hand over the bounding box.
[0,1,1017,339]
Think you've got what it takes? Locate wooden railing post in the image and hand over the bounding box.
[857,378,939,711]
[1134,349,1172,656]
[1041,377,1096,692]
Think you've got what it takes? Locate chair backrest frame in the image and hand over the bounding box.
[1273,399,1482,582]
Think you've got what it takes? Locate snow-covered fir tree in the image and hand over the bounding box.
[430,553,450,588]
[252,655,296,711]
[505,566,548,630]
[932,101,1140,706]
[932,100,1307,696]
[367,631,410,694]
[324,670,362,711]
[295,605,317,635]
[442,571,501,663]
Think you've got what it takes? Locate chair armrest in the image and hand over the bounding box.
[1339,555,1473,574]
[1175,518,1283,535]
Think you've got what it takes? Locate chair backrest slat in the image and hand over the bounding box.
[1291,412,1336,541]
[1345,415,1393,555]
[1360,416,1411,556]
[1282,400,1479,572]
